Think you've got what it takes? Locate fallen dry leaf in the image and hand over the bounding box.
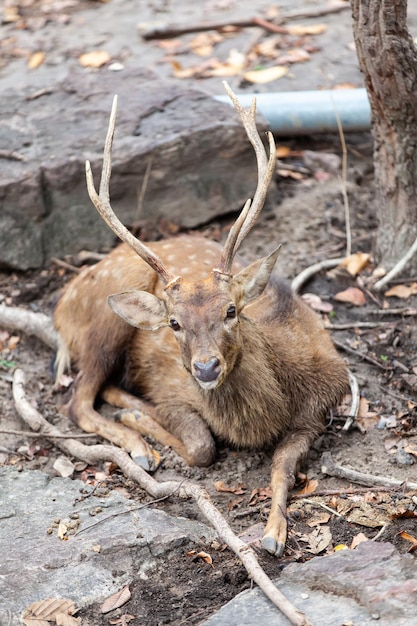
[400,530,417,551]
[287,23,327,36]
[277,48,310,64]
[213,480,247,494]
[334,287,366,306]
[79,50,110,68]
[189,32,223,57]
[243,65,288,84]
[22,599,77,623]
[248,486,272,505]
[297,478,319,496]
[109,615,136,625]
[385,283,417,299]
[28,51,45,69]
[301,293,334,313]
[307,512,331,527]
[56,613,80,626]
[350,532,369,549]
[338,252,371,276]
[187,550,213,565]
[299,525,332,554]
[101,586,131,614]
[277,169,304,180]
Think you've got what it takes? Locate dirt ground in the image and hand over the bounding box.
[2,1,417,625]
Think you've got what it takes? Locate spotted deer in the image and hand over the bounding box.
[54,84,349,556]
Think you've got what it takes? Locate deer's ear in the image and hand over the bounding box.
[108,291,168,330]
[232,247,281,308]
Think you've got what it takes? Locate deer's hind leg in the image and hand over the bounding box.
[262,429,318,557]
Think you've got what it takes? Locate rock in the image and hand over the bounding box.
[0,466,218,626]
[0,67,269,270]
[203,541,417,625]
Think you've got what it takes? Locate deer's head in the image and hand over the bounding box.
[85,83,277,390]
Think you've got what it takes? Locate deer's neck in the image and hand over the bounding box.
[201,318,290,448]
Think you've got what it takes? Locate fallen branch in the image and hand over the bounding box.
[0,305,58,349]
[141,2,349,40]
[321,452,417,490]
[0,428,96,439]
[12,368,311,626]
[342,371,360,432]
[332,338,391,371]
[373,234,417,291]
[291,257,345,293]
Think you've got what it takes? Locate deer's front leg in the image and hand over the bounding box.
[262,429,317,557]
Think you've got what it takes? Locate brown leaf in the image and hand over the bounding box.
[299,525,332,554]
[243,65,288,84]
[338,252,371,276]
[350,532,369,549]
[287,23,327,36]
[297,478,319,495]
[248,486,272,505]
[23,599,76,621]
[196,550,213,566]
[101,586,131,614]
[79,50,110,68]
[213,480,247,494]
[301,293,333,313]
[334,287,366,306]
[385,283,417,299]
[307,512,331,527]
[109,615,136,625]
[400,530,417,551]
[28,51,45,69]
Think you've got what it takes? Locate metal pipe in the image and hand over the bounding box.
[215,88,370,135]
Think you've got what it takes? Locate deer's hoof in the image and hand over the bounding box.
[261,535,285,557]
[131,448,160,472]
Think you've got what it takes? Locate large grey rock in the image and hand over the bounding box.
[0,467,217,626]
[0,67,268,270]
[203,541,417,626]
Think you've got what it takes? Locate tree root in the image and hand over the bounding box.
[12,368,311,626]
[0,304,58,349]
[321,452,417,490]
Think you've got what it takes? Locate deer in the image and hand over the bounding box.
[53,83,349,557]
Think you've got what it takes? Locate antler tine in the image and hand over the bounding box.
[217,82,276,274]
[85,95,175,285]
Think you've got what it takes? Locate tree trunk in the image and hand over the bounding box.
[351,0,417,272]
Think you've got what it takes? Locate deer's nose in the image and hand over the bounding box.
[193,357,220,382]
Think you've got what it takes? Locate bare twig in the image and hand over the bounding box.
[0,428,96,439]
[331,95,351,257]
[50,256,82,274]
[291,258,345,293]
[12,368,311,626]
[342,371,360,432]
[369,307,417,316]
[0,149,27,162]
[141,3,349,40]
[302,498,342,518]
[373,235,417,291]
[332,338,391,371]
[325,321,393,330]
[0,305,58,349]
[321,452,417,490]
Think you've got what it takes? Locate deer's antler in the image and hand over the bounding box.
[216,82,276,275]
[85,95,176,285]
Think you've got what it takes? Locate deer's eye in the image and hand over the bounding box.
[226,305,237,319]
[170,319,181,331]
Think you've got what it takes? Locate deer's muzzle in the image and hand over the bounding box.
[193,357,221,385]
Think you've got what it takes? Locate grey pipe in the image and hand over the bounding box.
[215,88,370,135]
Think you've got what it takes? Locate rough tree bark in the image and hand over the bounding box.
[351,0,417,273]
